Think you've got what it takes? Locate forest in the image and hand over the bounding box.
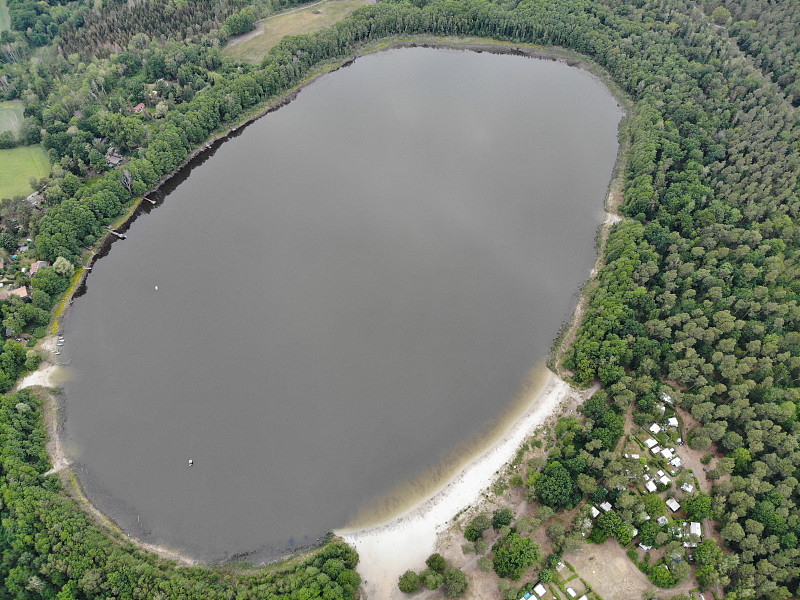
[1,0,800,598]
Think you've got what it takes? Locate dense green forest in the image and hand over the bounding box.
[1,0,800,597]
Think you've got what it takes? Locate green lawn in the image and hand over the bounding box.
[0,0,10,32]
[224,0,373,64]
[0,145,50,200]
[0,100,25,136]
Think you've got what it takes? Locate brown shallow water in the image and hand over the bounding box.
[61,47,622,562]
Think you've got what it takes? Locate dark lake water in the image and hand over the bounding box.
[61,47,622,562]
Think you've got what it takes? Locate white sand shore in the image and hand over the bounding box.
[18,361,62,390]
[337,369,583,599]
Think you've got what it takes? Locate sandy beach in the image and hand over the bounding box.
[337,369,584,599]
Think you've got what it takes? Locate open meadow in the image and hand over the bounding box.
[0,0,10,32]
[0,100,25,136]
[0,145,50,199]
[224,0,373,64]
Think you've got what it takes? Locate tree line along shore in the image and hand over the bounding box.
[1,0,800,598]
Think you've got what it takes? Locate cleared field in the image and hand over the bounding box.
[0,0,9,32]
[0,100,25,136]
[224,0,373,64]
[0,145,50,200]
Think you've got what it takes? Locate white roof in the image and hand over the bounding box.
[656,470,665,477]
[671,457,682,468]
[657,516,669,525]
[650,423,661,434]
[533,584,547,597]
[666,498,681,511]
[651,445,662,455]
[661,391,674,404]
[681,482,694,493]
[645,480,658,493]
[690,522,702,536]
[600,502,612,512]
[578,596,588,600]
[631,453,640,459]
[667,417,679,427]
[661,448,674,459]
[567,588,577,598]
[556,562,566,571]
[660,475,671,485]
[645,438,658,448]
[639,543,652,551]
[591,506,600,518]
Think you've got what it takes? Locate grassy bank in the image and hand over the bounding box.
[0,144,50,199]
[224,0,374,64]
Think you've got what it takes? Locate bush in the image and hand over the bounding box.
[493,508,515,529]
[478,557,493,572]
[492,533,541,580]
[464,525,483,542]
[398,570,420,594]
[443,568,468,598]
[426,553,446,573]
[421,568,443,590]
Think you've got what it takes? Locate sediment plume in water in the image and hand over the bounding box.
[345,360,550,529]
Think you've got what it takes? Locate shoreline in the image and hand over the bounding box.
[337,370,591,599]
[15,37,629,574]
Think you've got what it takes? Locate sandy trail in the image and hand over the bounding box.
[337,370,584,599]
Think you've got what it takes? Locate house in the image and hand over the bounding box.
[671,457,683,469]
[667,417,679,428]
[690,522,702,537]
[600,502,612,512]
[657,516,669,526]
[645,480,658,493]
[661,391,674,404]
[666,498,681,512]
[640,543,652,551]
[661,448,674,460]
[533,583,547,597]
[132,102,145,114]
[651,445,662,455]
[681,482,694,493]
[107,155,123,167]
[650,423,662,434]
[566,588,577,598]
[29,260,49,276]
[645,438,658,449]
[578,596,588,600]
[0,286,29,301]
[591,506,600,518]
[660,475,672,486]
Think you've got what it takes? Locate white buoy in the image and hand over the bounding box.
[154,285,159,290]
[188,459,193,466]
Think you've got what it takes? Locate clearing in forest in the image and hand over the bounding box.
[223,0,374,64]
[0,0,10,32]
[0,145,50,200]
[0,100,25,136]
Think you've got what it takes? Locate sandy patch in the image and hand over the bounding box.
[337,370,583,599]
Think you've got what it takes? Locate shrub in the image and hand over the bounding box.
[398,570,420,594]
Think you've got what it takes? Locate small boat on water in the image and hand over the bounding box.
[54,351,60,355]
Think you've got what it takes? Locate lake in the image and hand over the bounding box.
[60,47,622,562]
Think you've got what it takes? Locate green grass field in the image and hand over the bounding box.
[0,0,10,32]
[0,145,50,200]
[224,0,373,64]
[0,100,25,137]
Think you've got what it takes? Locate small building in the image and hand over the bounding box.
[657,516,669,526]
[690,522,702,537]
[132,102,145,114]
[649,423,662,434]
[631,453,640,459]
[556,562,566,572]
[600,502,613,512]
[651,445,662,455]
[667,416,679,428]
[661,448,674,460]
[681,482,694,493]
[661,391,674,404]
[578,596,588,600]
[639,543,652,551]
[645,480,658,493]
[107,154,123,167]
[660,475,672,486]
[533,583,547,597]
[671,457,683,469]
[645,438,658,449]
[0,286,30,301]
[666,498,681,512]
[656,470,665,477]
[566,588,577,598]
[29,260,49,276]
[591,506,600,518]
